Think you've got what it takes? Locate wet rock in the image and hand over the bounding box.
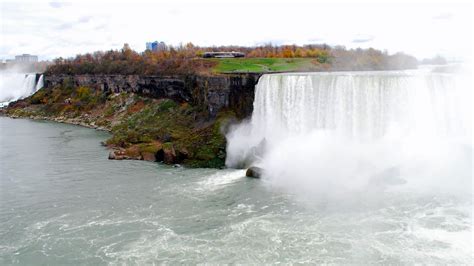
[177,147,189,161]
[108,149,128,160]
[163,145,176,164]
[141,152,156,162]
[123,146,141,160]
[246,166,263,178]
[155,143,177,164]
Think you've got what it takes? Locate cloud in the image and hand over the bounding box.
[308,38,326,43]
[49,2,69,9]
[55,16,93,30]
[352,34,375,43]
[56,22,74,30]
[77,16,92,23]
[168,8,181,15]
[254,39,288,46]
[94,24,107,30]
[1,2,470,60]
[433,13,453,20]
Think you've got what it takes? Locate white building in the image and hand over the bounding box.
[14,54,38,63]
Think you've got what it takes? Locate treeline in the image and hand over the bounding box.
[46,46,216,75]
[45,43,418,75]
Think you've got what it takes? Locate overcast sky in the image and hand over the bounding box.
[0,0,472,61]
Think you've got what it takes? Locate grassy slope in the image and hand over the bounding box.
[211,58,328,73]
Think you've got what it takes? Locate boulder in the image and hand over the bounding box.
[246,166,263,178]
[176,147,189,161]
[141,152,156,162]
[108,149,127,160]
[156,143,177,164]
[163,146,176,164]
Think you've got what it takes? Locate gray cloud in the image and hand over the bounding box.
[352,35,375,43]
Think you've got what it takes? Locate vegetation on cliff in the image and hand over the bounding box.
[6,81,234,168]
[45,43,418,76]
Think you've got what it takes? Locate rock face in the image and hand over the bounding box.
[44,73,262,118]
[192,74,260,118]
[141,152,156,162]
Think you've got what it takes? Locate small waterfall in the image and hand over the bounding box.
[0,73,44,106]
[226,68,471,197]
[35,74,44,92]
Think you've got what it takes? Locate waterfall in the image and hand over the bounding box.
[35,74,44,92]
[226,68,471,197]
[0,73,44,107]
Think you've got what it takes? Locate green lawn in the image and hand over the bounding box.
[210,58,323,73]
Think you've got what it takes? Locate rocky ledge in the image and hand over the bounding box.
[44,73,262,119]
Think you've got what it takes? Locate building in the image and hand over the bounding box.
[14,54,38,62]
[146,41,167,52]
[202,51,245,58]
[145,41,156,51]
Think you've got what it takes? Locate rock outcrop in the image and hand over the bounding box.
[44,73,262,119]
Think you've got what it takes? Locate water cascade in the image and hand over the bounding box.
[0,73,44,107]
[35,74,44,92]
[226,69,472,197]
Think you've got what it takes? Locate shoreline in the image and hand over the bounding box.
[0,113,183,164]
[1,89,233,168]
[2,112,111,132]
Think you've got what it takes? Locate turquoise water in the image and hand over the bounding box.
[0,117,472,264]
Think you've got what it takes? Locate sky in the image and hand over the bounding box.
[0,0,472,61]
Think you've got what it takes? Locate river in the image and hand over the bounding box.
[0,117,471,264]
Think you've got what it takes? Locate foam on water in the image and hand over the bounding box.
[195,169,246,191]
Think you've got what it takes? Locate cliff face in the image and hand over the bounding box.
[44,73,262,119]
